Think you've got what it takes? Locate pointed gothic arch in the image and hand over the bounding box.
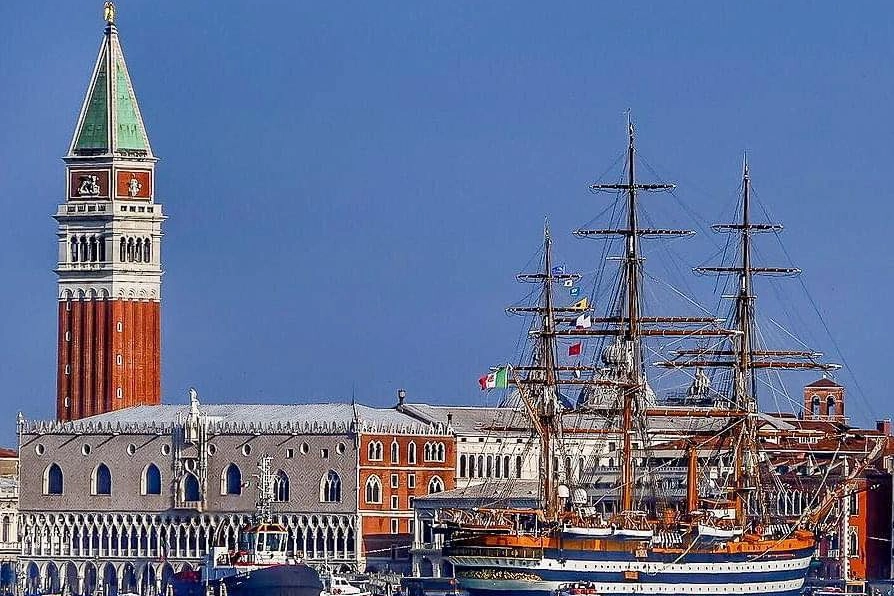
[44,463,64,495]
[320,470,342,503]
[273,470,290,502]
[428,476,445,494]
[142,463,161,495]
[390,440,400,464]
[182,472,201,502]
[92,463,112,495]
[365,475,382,504]
[221,463,242,495]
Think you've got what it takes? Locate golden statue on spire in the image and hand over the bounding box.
[103,1,116,25]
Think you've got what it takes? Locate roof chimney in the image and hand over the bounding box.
[447,412,453,425]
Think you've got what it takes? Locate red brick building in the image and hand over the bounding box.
[357,403,454,573]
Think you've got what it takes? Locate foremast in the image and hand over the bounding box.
[510,224,575,520]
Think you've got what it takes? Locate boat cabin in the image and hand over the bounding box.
[236,522,289,565]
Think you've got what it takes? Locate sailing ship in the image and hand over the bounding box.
[441,119,880,596]
[171,457,322,596]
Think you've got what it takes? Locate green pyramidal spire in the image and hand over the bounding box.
[69,15,152,157]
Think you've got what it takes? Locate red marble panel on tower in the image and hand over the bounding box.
[116,170,152,200]
[68,169,111,200]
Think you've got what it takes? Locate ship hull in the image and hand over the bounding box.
[172,564,323,596]
[450,546,814,596]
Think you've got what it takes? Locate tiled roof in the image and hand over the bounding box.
[399,403,529,434]
[414,480,540,510]
[805,378,843,389]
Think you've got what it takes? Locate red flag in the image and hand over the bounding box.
[478,375,488,390]
[568,342,582,356]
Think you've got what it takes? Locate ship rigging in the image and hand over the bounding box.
[442,118,881,596]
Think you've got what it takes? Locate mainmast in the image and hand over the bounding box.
[539,226,561,517]
[583,117,675,512]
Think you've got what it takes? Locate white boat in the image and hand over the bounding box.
[320,575,371,596]
[697,523,743,540]
[561,524,614,538]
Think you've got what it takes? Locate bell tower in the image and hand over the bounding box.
[56,4,164,421]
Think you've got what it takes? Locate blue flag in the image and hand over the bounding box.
[551,265,565,275]
[569,287,580,297]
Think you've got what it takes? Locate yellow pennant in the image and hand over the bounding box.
[571,298,589,310]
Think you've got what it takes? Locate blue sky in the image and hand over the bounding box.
[1,2,892,445]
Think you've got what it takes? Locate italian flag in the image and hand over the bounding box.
[479,366,509,390]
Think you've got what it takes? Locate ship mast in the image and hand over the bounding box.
[587,116,674,512]
[731,158,761,522]
[509,224,575,519]
[671,155,840,523]
[539,225,561,517]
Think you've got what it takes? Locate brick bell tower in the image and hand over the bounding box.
[56,4,164,421]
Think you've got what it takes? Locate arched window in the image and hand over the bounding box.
[428,476,444,494]
[80,237,88,263]
[222,463,242,495]
[1,516,9,543]
[459,454,467,478]
[134,238,143,263]
[515,456,523,478]
[182,473,201,502]
[503,455,511,478]
[368,441,383,461]
[143,238,151,263]
[70,237,78,262]
[127,238,134,262]
[320,470,342,503]
[423,443,432,461]
[142,464,161,495]
[495,456,502,478]
[408,441,417,464]
[89,236,97,262]
[811,395,820,416]
[93,463,112,495]
[273,470,290,502]
[98,236,106,262]
[391,441,400,464]
[365,475,382,504]
[437,442,445,462]
[847,528,859,556]
[44,464,64,495]
[827,396,837,417]
[486,455,493,477]
[119,237,126,262]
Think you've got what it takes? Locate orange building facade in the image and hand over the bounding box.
[358,425,455,573]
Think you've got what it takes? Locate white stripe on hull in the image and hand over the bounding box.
[459,578,805,595]
[449,554,813,575]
